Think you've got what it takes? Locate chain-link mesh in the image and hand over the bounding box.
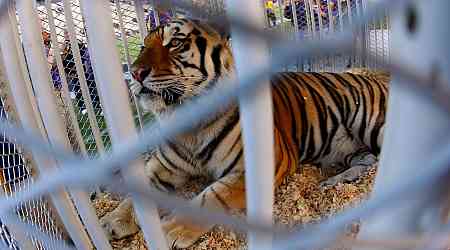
[263,0,389,72]
[0,60,64,249]
[38,1,112,155]
[0,0,393,249]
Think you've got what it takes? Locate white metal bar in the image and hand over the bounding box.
[79,1,168,249]
[316,1,324,38]
[226,1,275,250]
[0,2,94,249]
[62,0,106,153]
[289,0,301,71]
[346,0,353,25]
[13,1,113,249]
[45,0,88,155]
[357,0,450,248]
[114,0,145,130]
[327,0,335,32]
[307,0,317,37]
[134,0,148,40]
[337,0,344,32]
[290,0,299,34]
[327,0,336,71]
[306,0,319,71]
[149,0,160,27]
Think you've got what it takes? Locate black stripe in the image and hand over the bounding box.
[154,172,175,192]
[322,106,340,157]
[210,187,231,210]
[347,74,369,142]
[298,74,328,161]
[178,42,191,54]
[273,73,301,151]
[195,36,208,76]
[332,73,359,125]
[197,111,240,164]
[370,84,386,154]
[219,149,243,179]
[166,140,192,166]
[155,157,174,174]
[211,44,222,77]
[158,148,187,174]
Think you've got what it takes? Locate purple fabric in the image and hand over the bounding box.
[145,9,173,30]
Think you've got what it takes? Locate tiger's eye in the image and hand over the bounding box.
[171,40,182,47]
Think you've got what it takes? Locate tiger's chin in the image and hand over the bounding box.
[138,94,183,120]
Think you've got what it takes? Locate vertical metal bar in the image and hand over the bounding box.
[346,0,353,24]
[291,0,299,31]
[307,0,317,38]
[379,10,387,68]
[316,0,324,38]
[346,0,356,68]
[0,2,94,249]
[355,0,365,67]
[327,0,334,32]
[303,0,313,71]
[327,0,336,71]
[134,0,148,40]
[45,0,88,155]
[62,0,106,153]
[337,0,344,32]
[115,0,145,130]
[290,0,300,71]
[307,0,318,71]
[13,1,113,249]
[226,1,275,250]
[357,1,450,248]
[79,1,168,249]
[149,0,160,27]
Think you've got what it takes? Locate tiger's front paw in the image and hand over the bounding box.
[162,215,210,249]
[100,198,139,240]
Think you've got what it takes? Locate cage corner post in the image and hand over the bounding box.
[356,0,450,249]
[226,1,276,250]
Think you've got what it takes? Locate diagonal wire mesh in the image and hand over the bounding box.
[0,59,64,250]
[37,0,112,156]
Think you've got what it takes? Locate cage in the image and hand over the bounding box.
[0,0,448,250]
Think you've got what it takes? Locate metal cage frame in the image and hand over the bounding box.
[0,0,449,250]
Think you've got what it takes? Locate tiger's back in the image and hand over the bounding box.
[271,71,389,184]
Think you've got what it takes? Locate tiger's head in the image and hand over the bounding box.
[130,18,234,116]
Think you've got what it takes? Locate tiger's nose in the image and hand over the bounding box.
[132,67,151,83]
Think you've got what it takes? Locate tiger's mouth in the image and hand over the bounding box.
[140,83,183,106]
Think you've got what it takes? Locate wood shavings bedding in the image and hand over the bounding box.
[93,164,377,250]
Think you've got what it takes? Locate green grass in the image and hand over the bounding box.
[66,37,155,156]
[76,103,154,156]
[116,36,142,63]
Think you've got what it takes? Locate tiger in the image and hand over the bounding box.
[100,18,389,248]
